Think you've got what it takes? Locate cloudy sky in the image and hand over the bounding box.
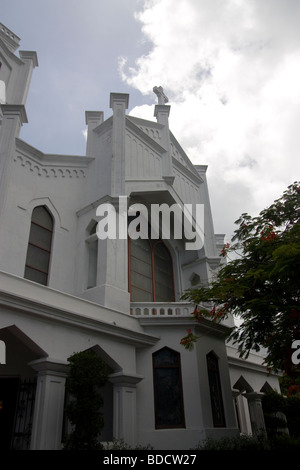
[2,0,299,241]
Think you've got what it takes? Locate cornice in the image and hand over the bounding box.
[16,138,93,166]
[138,315,231,338]
[0,36,23,63]
[76,194,122,217]
[172,156,202,186]
[226,353,274,375]
[1,104,28,123]
[19,50,39,68]
[181,256,221,271]
[170,132,203,182]
[127,115,163,130]
[93,116,113,137]
[0,276,159,348]
[14,138,94,179]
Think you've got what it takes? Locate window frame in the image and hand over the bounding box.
[152,347,186,429]
[128,236,175,303]
[24,205,54,286]
[206,351,226,428]
[85,222,99,289]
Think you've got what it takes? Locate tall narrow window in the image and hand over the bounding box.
[129,238,153,301]
[206,352,226,427]
[153,347,185,429]
[24,206,53,286]
[129,237,175,302]
[153,242,174,302]
[86,222,98,289]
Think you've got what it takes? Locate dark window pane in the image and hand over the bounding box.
[29,223,52,251]
[131,271,153,293]
[153,347,180,367]
[24,206,53,286]
[130,238,153,301]
[26,244,50,272]
[153,368,183,427]
[153,348,185,428]
[129,235,175,303]
[131,286,153,302]
[153,242,174,302]
[207,353,226,427]
[155,283,174,302]
[87,240,97,289]
[131,255,152,278]
[24,266,48,285]
[31,206,53,230]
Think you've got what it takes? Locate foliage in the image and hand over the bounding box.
[63,350,108,450]
[285,394,300,437]
[262,390,286,414]
[193,432,300,450]
[180,328,199,350]
[181,182,300,375]
[280,372,300,396]
[103,438,154,450]
[262,390,300,438]
[193,433,271,450]
[269,433,300,449]
[262,390,288,437]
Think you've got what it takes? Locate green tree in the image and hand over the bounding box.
[63,350,108,450]
[181,182,300,377]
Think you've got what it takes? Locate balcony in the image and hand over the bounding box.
[129,300,233,328]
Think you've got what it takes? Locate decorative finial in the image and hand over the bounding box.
[153,86,169,105]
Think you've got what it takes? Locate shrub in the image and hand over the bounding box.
[103,438,154,450]
[193,433,270,450]
[63,350,108,450]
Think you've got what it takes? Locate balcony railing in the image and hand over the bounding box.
[130,302,196,317]
[129,301,233,330]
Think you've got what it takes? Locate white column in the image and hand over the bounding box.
[93,195,130,313]
[18,51,38,105]
[154,104,174,184]
[0,104,28,218]
[85,110,104,156]
[109,372,143,447]
[110,92,129,197]
[29,358,69,450]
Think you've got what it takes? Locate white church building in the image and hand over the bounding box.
[0,23,280,450]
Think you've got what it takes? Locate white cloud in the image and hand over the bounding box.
[120,0,300,238]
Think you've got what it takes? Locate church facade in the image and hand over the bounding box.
[0,23,280,450]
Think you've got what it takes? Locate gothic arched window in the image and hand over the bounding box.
[129,237,175,302]
[206,351,226,427]
[152,347,185,428]
[24,206,53,286]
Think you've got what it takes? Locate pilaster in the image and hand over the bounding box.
[82,196,130,314]
[85,110,104,156]
[110,93,129,196]
[0,104,28,216]
[154,104,174,184]
[29,358,69,450]
[109,371,143,447]
[17,51,39,105]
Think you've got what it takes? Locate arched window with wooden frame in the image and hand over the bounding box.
[129,236,175,302]
[24,206,54,286]
[152,347,185,429]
